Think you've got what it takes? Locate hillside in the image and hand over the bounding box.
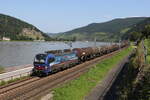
[123,17,150,41]
[54,17,147,42]
[130,17,150,32]
[0,14,47,40]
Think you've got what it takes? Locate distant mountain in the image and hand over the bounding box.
[54,17,147,41]
[0,14,48,40]
[47,33,58,37]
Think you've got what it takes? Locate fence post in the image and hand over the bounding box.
[20,74,22,78]
[11,76,13,80]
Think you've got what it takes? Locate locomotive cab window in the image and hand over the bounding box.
[48,58,55,64]
[34,54,46,64]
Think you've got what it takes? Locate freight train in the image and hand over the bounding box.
[32,42,128,76]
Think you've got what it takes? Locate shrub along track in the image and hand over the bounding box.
[0,47,127,100]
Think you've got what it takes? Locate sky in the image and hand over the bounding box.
[0,0,150,33]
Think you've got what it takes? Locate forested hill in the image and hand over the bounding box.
[54,17,147,41]
[130,17,150,31]
[123,17,150,41]
[0,14,47,40]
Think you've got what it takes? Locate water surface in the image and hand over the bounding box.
[0,41,110,67]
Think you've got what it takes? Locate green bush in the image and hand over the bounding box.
[0,81,7,86]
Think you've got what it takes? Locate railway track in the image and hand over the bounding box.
[0,77,40,94]
[0,48,126,100]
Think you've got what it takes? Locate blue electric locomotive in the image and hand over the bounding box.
[32,52,78,76]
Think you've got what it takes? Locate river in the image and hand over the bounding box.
[0,41,111,67]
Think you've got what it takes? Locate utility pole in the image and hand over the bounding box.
[65,41,73,51]
[69,41,72,50]
[119,39,121,49]
[4,16,8,38]
[94,37,96,47]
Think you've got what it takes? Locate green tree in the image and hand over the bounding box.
[142,25,150,38]
[36,37,39,40]
[130,31,142,41]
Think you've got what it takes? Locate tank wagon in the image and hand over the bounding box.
[32,42,128,76]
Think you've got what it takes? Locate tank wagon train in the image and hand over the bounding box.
[32,42,128,76]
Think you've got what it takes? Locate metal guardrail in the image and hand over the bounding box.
[0,71,31,82]
[0,67,33,82]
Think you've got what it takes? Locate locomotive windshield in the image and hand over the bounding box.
[48,57,55,64]
[34,54,46,64]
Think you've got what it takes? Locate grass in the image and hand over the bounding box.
[53,47,133,100]
[144,39,150,64]
[0,75,29,86]
[147,56,150,64]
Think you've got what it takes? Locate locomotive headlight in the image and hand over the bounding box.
[34,58,38,62]
[82,52,85,55]
[45,66,48,69]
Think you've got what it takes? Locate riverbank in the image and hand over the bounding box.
[0,64,32,73]
[4,64,33,73]
[52,47,133,100]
